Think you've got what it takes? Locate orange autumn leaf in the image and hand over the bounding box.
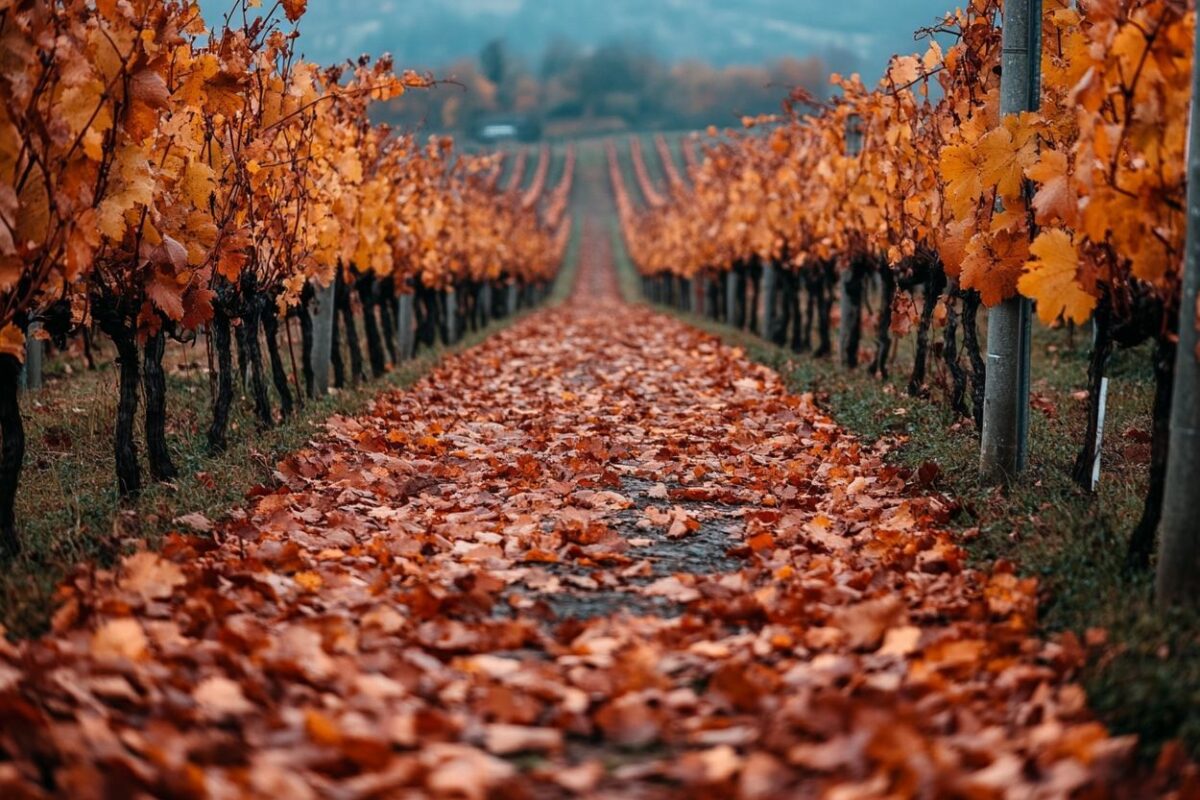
[977,112,1040,203]
[1019,229,1096,325]
[0,324,25,363]
[960,228,1030,307]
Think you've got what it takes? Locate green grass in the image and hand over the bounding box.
[608,225,1200,759]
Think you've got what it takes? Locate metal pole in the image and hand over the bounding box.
[725,270,737,327]
[480,281,493,326]
[19,322,42,391]
[1156,23,1200,606]
[979,0,1041,483]
[310,280,335,396]
[445,288,459,344]
[762,263,777,342]
[396,293,415,360]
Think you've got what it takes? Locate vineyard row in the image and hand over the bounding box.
[609,0,1199,603]
[0,0,573,558]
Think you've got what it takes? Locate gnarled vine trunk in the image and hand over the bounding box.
[0,354,25,558]
[747,258,763,335]
[207,302,235,454]
[239,284,273,430]
[262,301,294,421]
[142,329,177,482]
[336,268,366,383]
[871,266,896,379]
[437,290,451,345]
[908,259,947,396]
[297,283,316,399]
[839,257,867,369]
[356,272,387,378]
[95,294,141,499]
[813,263,835,358]
[943,291,970,419]
[961,290,986,430]
[1127,337,1176,572]
[378,277,399,365]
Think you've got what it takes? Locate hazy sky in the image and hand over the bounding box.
[199,0,958,80]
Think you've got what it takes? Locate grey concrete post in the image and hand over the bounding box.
[725,271,737,328]
[310,280,336,396]
[1156,22,1200,606]
[19,322,43,391]
[838,270,855,362]
[506,283,518,316]
[445,288,459,344]
[980,0,1041,483]
[480,281,493,325]
[762,263,778,342]
[396,294,415,360]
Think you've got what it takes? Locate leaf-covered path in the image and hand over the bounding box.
[0,225,1172,798]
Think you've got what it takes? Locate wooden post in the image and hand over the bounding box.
[979,0,1041,483]
[1156,19,1200,606]
[310,280,335,396]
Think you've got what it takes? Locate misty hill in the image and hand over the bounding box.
[200,0,955,80]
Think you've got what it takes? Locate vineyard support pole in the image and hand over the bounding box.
[446,288,459,344]
[838,268,858,367]
[698,276,710,317]
[397,293,415,360]
[506,282,518,316]
[481,281,493,327]
[725,270,737,328]
[19,323,43,391]
[979,0,1041,483]
[311,280,336,396]
[1156,24,1200,607]
[762,263,777,343]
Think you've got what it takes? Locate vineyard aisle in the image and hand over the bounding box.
[0,222,1183,793]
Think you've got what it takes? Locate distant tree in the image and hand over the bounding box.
[480,38,508,85]
[540,37,581,81]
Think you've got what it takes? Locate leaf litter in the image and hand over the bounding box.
[0,230,1194,798]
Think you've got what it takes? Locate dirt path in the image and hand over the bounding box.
[0,206,1169,796]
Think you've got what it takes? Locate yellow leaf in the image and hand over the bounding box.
[182,160,215,207]
[1019,229,1095,325]
[939,142,982,220]
[977,114,1039,202]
